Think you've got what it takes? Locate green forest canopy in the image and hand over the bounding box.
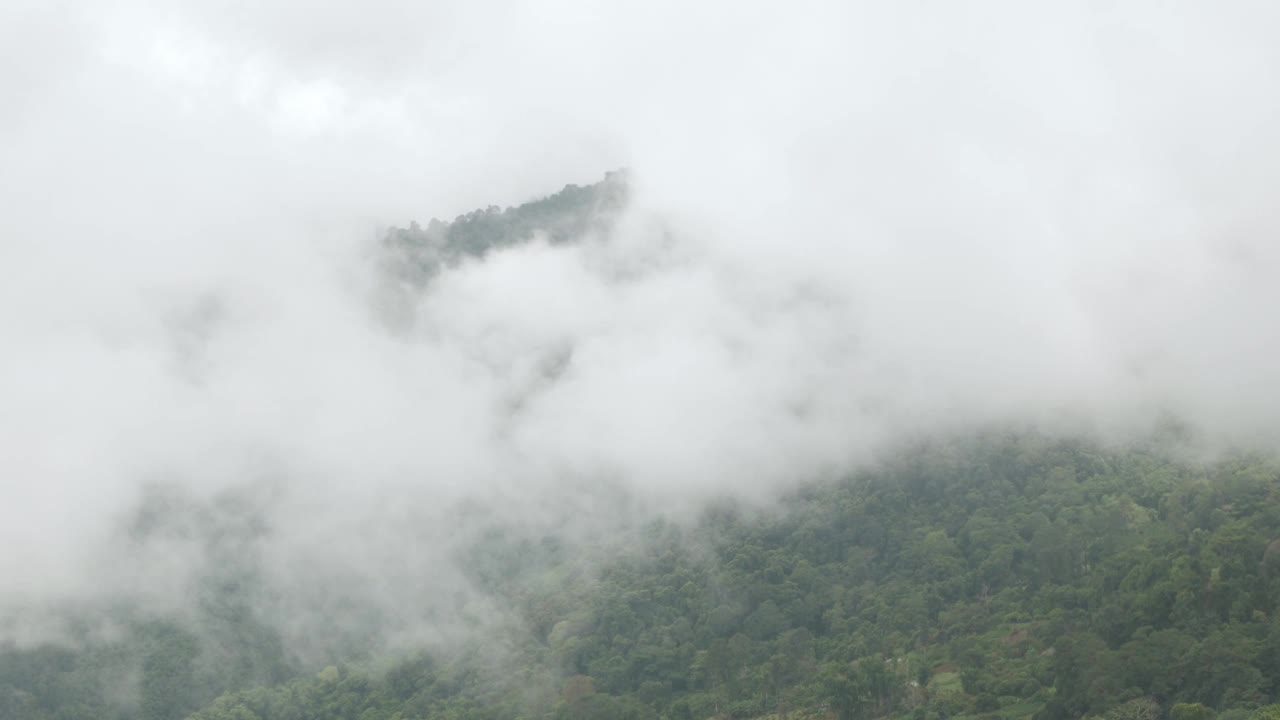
[6,176,1280,720]
[7,432,1280,720]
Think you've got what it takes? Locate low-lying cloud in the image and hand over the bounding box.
[3,0,1280,653]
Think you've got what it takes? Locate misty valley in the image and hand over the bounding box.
[6,177,1280,720]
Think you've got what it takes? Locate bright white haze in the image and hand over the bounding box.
[2,0,1279,645]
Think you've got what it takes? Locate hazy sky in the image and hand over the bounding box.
[3,0,1280,646]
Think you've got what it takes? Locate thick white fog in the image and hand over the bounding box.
[3,0,1280,649]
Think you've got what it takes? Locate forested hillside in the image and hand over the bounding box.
[6,176,1280,720]
[8,432,1280,720]
[13,1,1280,719]
[379,170,630,286]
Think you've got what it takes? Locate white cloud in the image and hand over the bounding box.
[3,0,1280,648]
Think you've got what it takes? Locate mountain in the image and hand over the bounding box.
[5,177,1280,720]
[177,433,1280,720]
[380,170,630,287]
[8,431,1280,720]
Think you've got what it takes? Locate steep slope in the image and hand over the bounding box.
[178,434,1280,720]
[6,176,1280,720]
[380,170,630,286]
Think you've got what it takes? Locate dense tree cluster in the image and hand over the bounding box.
[8,179,1280,720]
[8,433,1280,720]
[379,170,630,287]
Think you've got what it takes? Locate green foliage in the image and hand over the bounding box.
[6,434,1280,720]
[1171,703,1217,720]
[380,170,630,286]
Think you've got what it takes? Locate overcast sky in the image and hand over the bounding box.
[3,0,1280,645]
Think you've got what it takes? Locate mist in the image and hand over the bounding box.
[3,0,1280,660]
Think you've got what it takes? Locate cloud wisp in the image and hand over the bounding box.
[3,0,1280,651]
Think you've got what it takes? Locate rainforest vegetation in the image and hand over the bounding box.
[6,431,1280,720]
[6,178,1279,720]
